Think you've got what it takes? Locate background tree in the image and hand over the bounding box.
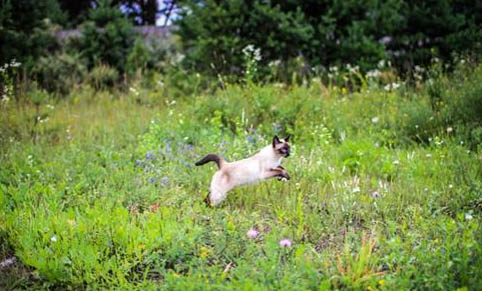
[71,0,138,74]
[176,0,481,78]
[0,0,66,66]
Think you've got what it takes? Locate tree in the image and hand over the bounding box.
[175,0,481,78]
[57,0,95,27]
[176,0,314,77]
[72,0,138,73]
[0,0,66,65]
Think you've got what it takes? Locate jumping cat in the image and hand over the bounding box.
[195,135,291,206]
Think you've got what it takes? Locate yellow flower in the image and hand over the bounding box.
[367,286,373,290]
[378,279,385,286]
[200,246,210,259]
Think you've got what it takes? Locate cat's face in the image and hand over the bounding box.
[272,135,291,157]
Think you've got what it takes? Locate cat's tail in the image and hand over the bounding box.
[195,154,225,169]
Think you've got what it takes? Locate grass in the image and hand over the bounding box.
[0,65,481,290]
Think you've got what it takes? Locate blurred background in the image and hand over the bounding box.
[1,0,481,96]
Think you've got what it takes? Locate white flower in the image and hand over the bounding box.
[465,213,473,221]
[366,70,381,78]
[352,186,360,193]
[393,160,400,165]
[379,36,392,44]
[447,127,453,133]
[378,60,386,69]
[448,184,453,189]
[371,191,380,199]
[51,236,57,242]
[371,117,379,124]
[426,154,432,158]
[10,59,21,67]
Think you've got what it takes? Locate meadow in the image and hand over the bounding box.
[0,62,481,290]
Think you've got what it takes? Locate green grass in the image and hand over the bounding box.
[0,65,481,290]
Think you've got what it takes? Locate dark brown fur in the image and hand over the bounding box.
[195,154,224,169]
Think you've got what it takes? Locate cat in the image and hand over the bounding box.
[195,135,291,206]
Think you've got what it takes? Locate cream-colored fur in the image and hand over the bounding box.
[196,136,291,206]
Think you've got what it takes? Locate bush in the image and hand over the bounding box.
[33,52,86,95]
[0,0,65,66]
[398,61,482,148]
[71,0,137,74]
[89,64,119,90]
[126,38,150,75]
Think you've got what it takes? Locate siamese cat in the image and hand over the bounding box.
[195,135,291,206]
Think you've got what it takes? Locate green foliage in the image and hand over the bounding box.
[89,64,120,90]
[0,0,65,66]
[399,61,482,148]
[33,52,87,95]
[176,0,481,79]
[0,61,481,289]
[126,38,151,75]
[72,0,138,74]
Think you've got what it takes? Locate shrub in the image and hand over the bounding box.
[126,38,151,76]
[89,64,119,90]
[72,0,137,74]
[33,52,86,95]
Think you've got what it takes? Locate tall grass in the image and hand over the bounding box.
[0,63,480,290]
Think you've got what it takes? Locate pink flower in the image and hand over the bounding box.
[279,238,292,247]
[246,228,259,239]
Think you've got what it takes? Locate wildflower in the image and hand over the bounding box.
[366,70,381,78]
[379,36,392,44]
[393,160,400,165]
[378,279,385,286]
[371,117,379,124]
[465,213,473,221]
[199,246,209,258]
[279,238,292,248]
[378,60,386,69]
[448,184,453,189]
[161,177,169,186]
[146,152,155,160]
[352,186,360,193]
[447,127,453,133]
[149,177,156,184]
[372,191,380,199]
[51,236,57,242]
[246,228,259,239]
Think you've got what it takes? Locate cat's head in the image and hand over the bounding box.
[272,135,291,157]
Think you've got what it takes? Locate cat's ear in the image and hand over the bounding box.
[284,135,290,142]
[272,135,281,147]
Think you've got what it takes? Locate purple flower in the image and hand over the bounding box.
[246,228,259,239]
[149,177,156,184]
[247,135,256,144]
[146,152,155,160]
[279,238,292,248]
[161,177,169,186]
